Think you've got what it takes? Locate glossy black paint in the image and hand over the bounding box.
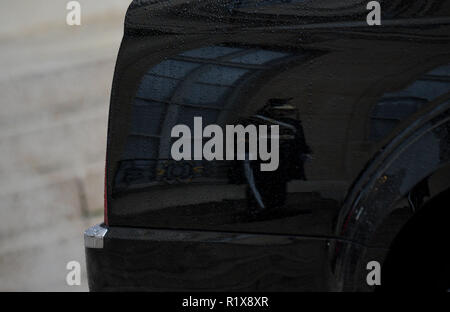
[87,0,450,291]
[86,227,342,291]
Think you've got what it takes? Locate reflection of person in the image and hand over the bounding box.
[256,98,312,181]
[232,98,312,214]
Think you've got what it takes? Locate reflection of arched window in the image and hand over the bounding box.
[114,45,294,192]
[369,64,450,142]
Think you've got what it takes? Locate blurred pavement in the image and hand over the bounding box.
[0,0,130,291]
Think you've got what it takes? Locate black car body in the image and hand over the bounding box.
[85,0,450,291]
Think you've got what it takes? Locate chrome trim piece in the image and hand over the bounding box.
[84,224,108,249]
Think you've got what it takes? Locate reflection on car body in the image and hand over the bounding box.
[85,0,450,292]
[230,97,312,217]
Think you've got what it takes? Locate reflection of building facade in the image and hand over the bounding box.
[114,46,295,192]
[114,37,450,211]
[369,65,450,141]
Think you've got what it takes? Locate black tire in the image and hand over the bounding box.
[380,188,450,291]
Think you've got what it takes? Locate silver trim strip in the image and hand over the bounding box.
[84,224,108,249]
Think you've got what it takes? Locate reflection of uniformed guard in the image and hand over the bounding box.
[231,98,312,214]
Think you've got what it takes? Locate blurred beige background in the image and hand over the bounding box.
[0,0,131,291]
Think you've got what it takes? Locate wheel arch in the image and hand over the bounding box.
[333,98,450,290]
